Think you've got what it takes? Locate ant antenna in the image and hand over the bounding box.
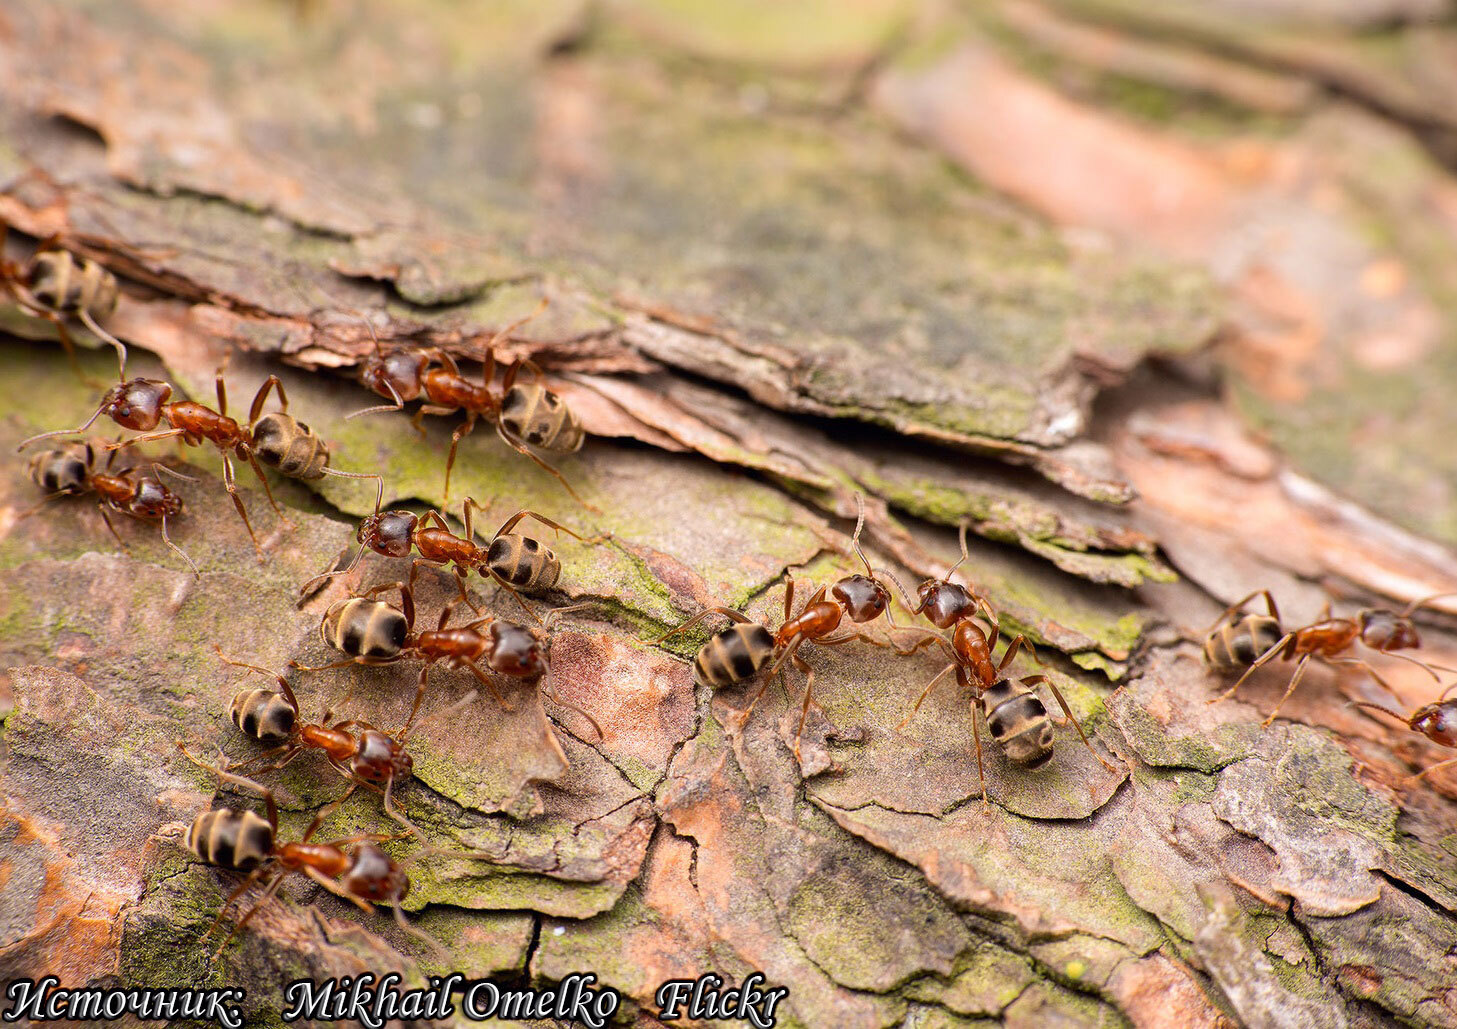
[17,403,107,451]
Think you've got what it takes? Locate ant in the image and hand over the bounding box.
[24,439,199,575]
[295,565,603,744]
[655,497,917,761]
[1350,686,1457,785]
[216,646,478,835]
[896,599,1118,807]
[347,298,592,508]
[175,745,441,959]
[301,488,598,623]
[1205,590,1457,725]
[2,219,129,385]
[19,370,380,558]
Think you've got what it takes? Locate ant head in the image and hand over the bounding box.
[1358,609,1420,652]
[101,378,171,431]
[342,843,409,903]
[917,580,978,630]
[359,510,417,557]
[1412,702,1457,747]
[351,729,413,782]
[360,351,426,403]
[833,574,890,624]
[488,621,549,678]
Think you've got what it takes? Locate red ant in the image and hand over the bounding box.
[20,370,380,559]
[294,565,603,745]
[655,496,917,761]
[175,745,441,959]
[348,298,593,508]
[897,599,1118,807]
[1351,686,1457,785]
[301,487,598,623]
[24,439,199,575]
[1207,590,1457,725]
[216,646,478,836]
[2,219,129,385]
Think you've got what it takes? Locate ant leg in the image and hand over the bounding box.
[1406,757,1457,786]
[177,744,280,830]
[1024,674,1118,773]
[442,412,477,502]
[493,509,603,545]
[207,868,284,956]
[200,864,270,940]
[995,633,1039,676]
[487,570,541,624]
[379,775,424,838]
[405,665,431,737]
[1204,590,1280,637]
[1261,654,1313,727]
[105,428,188,451]
[160,512,201,578]
[1209,633,1294,704]
[243,449,290,526]
[215,645,300,713]
[895,662,958,731]
[346,379,408,423]
[1326,657,1404,702]
[221,453,266,560]
[461,658,509,709]
[494,420,599,513]
[77,307,129,383]
[1399,591,1457,617]
[300,866,375,914]
[248,375,286,424]
[654,606,753,644]
[299,783,360,844]
[791,652,820,765]
[971,699,989,811]
[289,656,376,674]
[96,502,130,553]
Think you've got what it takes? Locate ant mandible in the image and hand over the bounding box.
[348,298,593,509]
[1205,589,1457,725]
[897,599,1118,807]
[24,439,199,576]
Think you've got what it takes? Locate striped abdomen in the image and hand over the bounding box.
[501,384,584,452]
[251,413,329,479]
[693,623,776,690]
[27,445,92,495]
[28,250,119,317]
[186,808,274,871]
[321,598,410,660]
[486,533,560,590]
[229,688,297,744]
[983,679,1054,768]
[1203,615,1283,673]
